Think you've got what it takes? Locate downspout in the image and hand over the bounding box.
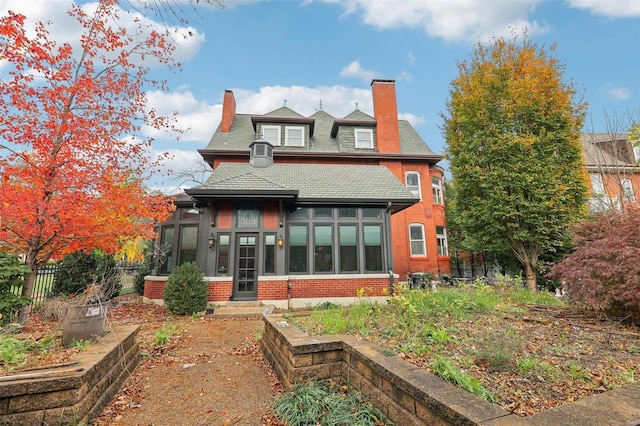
[385,202,395,295]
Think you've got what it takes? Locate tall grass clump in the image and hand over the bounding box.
[271,379,392,426]
[309,300,380,335]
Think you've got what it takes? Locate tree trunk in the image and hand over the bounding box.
[524,262,537,291]
[18,269,36,326]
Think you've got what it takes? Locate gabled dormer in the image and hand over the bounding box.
[251,106,315,149]
[330,109,377,152]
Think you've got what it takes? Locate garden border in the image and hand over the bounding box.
[260,314,640,425]
[0,325,139,425]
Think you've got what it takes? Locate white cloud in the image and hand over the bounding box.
[567,0,640,17]
[144,90,220,143]
[0,1,205,66]
[153,149,210,194]
[323,0,549,42]
[233,84,374,118]
[407,51,416,63]
[398,71,413,82]
[398,112,425,127]
[605,85,631,100]
[340,60,379,82]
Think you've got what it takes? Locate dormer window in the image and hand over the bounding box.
[261,125,281,146]
[285,126,304,147]
[355,129,374,149]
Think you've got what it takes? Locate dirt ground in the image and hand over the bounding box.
[93,304,280,426]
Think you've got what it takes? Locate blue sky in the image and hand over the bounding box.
[1,0,639,192]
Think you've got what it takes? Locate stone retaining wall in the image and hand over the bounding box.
[0,325,140,425]
[260,314,640,426]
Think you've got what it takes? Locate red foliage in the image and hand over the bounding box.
[0,1,178,270]
[547,202,640,310]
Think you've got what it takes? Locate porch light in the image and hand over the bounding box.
[277,234,284,247]
[208,233,216,249]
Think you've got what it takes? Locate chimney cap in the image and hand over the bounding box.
[371,79,396,86]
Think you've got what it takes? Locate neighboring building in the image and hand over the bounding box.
[144,80,450,308]
[582,133,640,212]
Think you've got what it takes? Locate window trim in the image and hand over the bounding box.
[436,226,448,257]
[621,178,635,201]
[285,126,305,147]
[261,125,281,146]
[432,176,443,204]
[405,171,422,200]
[354,128,374,149]
[409,223,426,257]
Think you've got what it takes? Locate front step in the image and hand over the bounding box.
[225,300,262,308]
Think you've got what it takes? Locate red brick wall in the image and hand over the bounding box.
[220,90,236,133]
[143,279,165,300]
[144,279,233,302]
[371,80,401,153]
[257,280,288,300]
[289,277,395,299]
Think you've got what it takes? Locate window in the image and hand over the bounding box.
[314,225,333,273]
[432,177,443,204]
[339,225,358,272]
[621,178,635,201]
[364,225,383,272]
[436,226,448,256]
[354,129,374,149]
[159,226,175,274]
[179,226,198,265]
[262,125,281,146]
[217,234,230,275]
[406,172,421,199]
[237,207,260,228]
[285,126,304,147]
[338,207,357,218]
[264,234,276,274]
[409,224,426,256]
[314,207,333,218]
[362,208,381,218]
[590,173,604,195]
[289,225,307,273]
[634,145,640,162]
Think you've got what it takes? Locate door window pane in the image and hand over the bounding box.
[339,225,358,272]
[314,225,333,273]
[364,225,383,272]
[289,225,307,273]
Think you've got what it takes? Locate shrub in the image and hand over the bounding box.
[53,250,121,300]
[163,262,208,315]
[0,253,31,326]
[547,204,640,311]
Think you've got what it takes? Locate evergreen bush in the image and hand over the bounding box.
[53,250,121,300]
[0,253,31,325]
[163,262,208,315]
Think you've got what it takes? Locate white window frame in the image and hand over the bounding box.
[261,125,281,146]
[405,171,421,200]
[621,178,635,201]
[590,173,604,195]
[436,226,448,257]
[354,128,374,149]
[409,223,426,257]
[432,177,443,204]
[285,126,304,147]
[633,144,640,162]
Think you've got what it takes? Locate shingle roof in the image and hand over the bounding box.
[205,107,435,155]
[187,163,418,205]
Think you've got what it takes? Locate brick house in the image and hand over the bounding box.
[144,80,450,308]
[583,133,640,212]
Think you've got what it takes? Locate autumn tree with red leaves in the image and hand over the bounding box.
[0,0,179,325]
[547,203,640,312]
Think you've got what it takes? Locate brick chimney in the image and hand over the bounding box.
[220,90,236,133]
[371,79,401,153]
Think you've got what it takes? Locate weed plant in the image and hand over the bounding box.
[153,324,180,346]
[0,335,57,371]
[432,356,497,403]
[271,379,393,426]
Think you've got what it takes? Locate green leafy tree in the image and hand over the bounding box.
[0,252,30,325]
[54,250,121,300]
[443,33,589,291]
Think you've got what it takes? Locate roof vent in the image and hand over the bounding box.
[249,138,274,168]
